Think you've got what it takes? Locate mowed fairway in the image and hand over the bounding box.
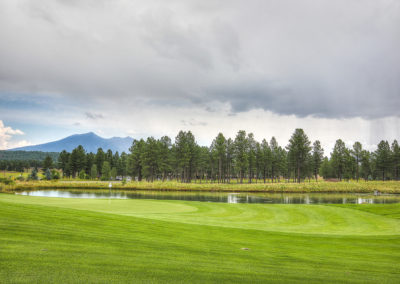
[1,194,400,283]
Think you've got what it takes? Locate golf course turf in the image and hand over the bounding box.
[1,194,400,283]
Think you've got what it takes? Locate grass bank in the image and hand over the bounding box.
[2,179,400,193]
[1,194,400,283]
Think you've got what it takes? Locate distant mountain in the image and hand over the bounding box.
[9,132,133,153]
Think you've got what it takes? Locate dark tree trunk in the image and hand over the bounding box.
[297,164,300,184]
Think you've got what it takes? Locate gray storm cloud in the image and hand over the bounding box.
[0,0,399,119]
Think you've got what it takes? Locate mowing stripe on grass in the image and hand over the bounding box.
[2,194,400,236]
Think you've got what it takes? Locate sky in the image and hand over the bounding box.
[0,0,399,154]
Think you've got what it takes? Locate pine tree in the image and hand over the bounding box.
[129,139,145,181]
[58,150,70,177]
[286,129,311,183]
[360,150,372,181]
[95,148,105,175]
[141,137,159,182]
[90,164,98,179]
[233,130,249,183]
[43,155,53,170]
[174,131,197,183]
[70,145,86,177]
[106,149,114,168]
[247,133,257,183]
[211,133,227,183]
[29,168,38,180]
[270,137,279,183]
[101,161,111,180]
[158,136,172,181]
[260,139,271,183]
[85,152,95,176]
[331,139,347,180]
[45,168,52,180]
[374,140,391,181]
[312,140,324,181]
[391,140,400,180]
[111,167,117,180]
[352,142,362,181]
[319,157,332,179]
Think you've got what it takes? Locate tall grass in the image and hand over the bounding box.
[2,179,400,193]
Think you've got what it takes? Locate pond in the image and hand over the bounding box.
[15,189,400,204]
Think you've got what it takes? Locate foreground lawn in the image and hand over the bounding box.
[1,194,400,283]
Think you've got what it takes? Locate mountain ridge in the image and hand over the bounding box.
[9,132,133,153]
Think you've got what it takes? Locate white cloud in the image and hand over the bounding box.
[0,120,26,149]
[8,139,32,149]
[57,103,398,155]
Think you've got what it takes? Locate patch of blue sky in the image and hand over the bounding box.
[0,92,90,145]
[3,120,84,146]
[0,92,72,111]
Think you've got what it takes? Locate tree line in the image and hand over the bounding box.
[0,159,44,173]
[48,129,400,182]
[2,129,398,182]
[0,151,58,173]
[0,151,59,161]
[320,139,400,181]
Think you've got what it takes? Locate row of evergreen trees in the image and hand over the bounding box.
[57,147,129,180]
[54,129,400,183]
[0,159,43,172]
[321,140,400,181]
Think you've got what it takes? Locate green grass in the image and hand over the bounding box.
[1,194,400,283]
[3,179,400,193]
[0,171,30,179]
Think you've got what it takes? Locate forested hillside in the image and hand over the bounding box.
[0,151,59,161]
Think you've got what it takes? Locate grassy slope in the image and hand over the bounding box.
[2,195,400,236]
[1,194,400,283]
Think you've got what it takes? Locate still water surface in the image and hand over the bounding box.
[16,189,400,204]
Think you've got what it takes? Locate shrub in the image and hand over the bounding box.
[28,168,39,181]
[16,175,25,181]
[45,168,52,180]
[79,170,86,180]
[51,170,60,180]
[0,177,14,185]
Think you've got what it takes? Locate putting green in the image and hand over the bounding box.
[1,194,399,236]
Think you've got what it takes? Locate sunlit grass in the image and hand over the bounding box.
[2,179,400,193]
[1,171,400,193]
[1,194,400,283]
